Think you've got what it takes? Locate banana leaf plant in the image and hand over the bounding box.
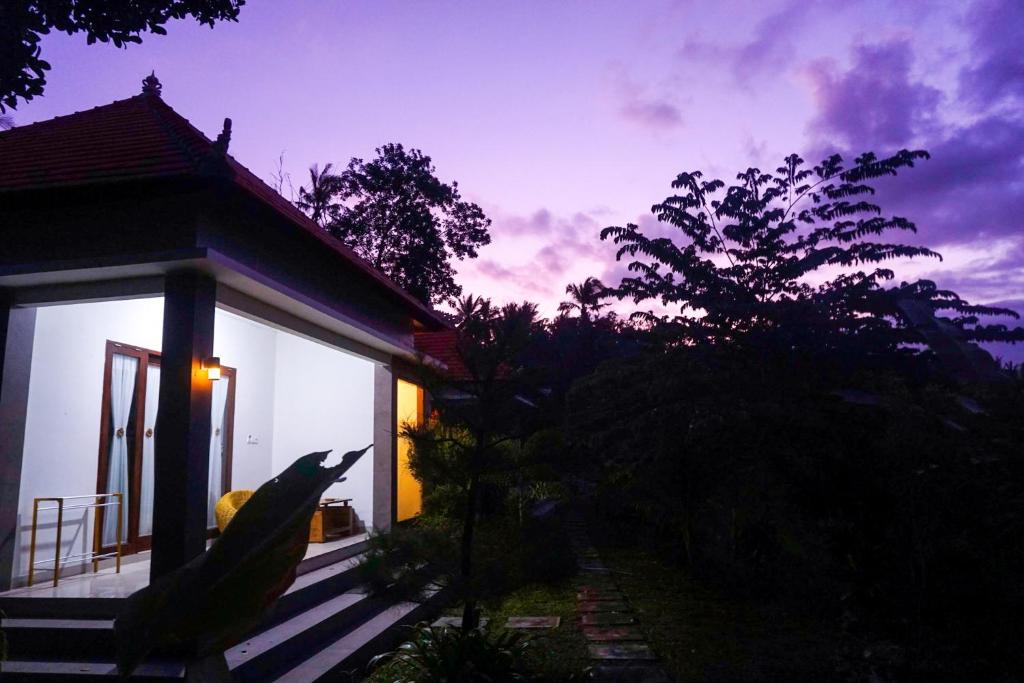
[115,446,371,681]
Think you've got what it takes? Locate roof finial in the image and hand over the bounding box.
[213,118,232,155]
[142,71,162,97]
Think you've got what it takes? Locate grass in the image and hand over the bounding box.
[600,547,857,683]
[363,580,589,682]
[479,580,589,678]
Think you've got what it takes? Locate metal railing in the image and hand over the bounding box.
[28,493,123,587]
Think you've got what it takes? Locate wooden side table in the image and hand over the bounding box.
[309,498,354,543]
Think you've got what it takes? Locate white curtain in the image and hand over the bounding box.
[137,364,160,538]
[103,354,138,546]
[207,378,229,527]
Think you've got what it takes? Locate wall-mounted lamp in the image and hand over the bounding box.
[203,356,222,381]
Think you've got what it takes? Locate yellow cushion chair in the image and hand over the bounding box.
[215,489,255,533]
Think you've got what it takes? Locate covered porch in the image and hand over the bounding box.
[2,294,391,592]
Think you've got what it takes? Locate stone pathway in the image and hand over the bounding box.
[565,512,672,683]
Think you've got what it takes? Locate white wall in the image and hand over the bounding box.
[12,299,376,585]
[16,298,165,581]
[271,332,375,530]
[212,310,276,492]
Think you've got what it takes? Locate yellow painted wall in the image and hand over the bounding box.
[396,379,424,522]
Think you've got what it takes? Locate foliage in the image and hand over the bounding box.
[599,545,856,683]
[0,0,245,112]
[557,277,609,321]
[369,623,534,682]
[399,301,573,628]
[298,144,491,305]
[356,523,455,601]
[388,418,575,606]
[114,446,370,678]
[568,346,1024,679]
[295,163,341,227]
[601,150,1023,379]
[369,622,587,683]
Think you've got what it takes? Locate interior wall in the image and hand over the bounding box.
[271,332,375,530]
[212,309,276,493]
[16,298,164,581]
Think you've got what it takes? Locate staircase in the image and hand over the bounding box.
[0,542,445,682]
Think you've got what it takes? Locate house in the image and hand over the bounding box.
[0,75,448,598]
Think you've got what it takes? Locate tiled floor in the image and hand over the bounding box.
[0,533,367,599]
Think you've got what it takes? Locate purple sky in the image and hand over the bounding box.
[13,1,1024,360]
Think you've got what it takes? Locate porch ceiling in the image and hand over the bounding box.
[0,251,426,364]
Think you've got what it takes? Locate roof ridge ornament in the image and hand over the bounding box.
[213,118,232,155]
[141,72,162,97]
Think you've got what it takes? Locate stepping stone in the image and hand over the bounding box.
[583,626,645,642]
[579,601,630,613]
[589,643,656,660]
[592,664,671,682]
[577,589,624,600]
[432,616,489,629]
[576,581,618,592]
[505,616,561,629]
[581,612,636,626]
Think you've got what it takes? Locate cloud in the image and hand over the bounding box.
[958,0,1024,109]
[803,32,1024,246]
[677,0,812,84]
[610,71,685,131]
[457,207,624,314]
[620,99,684,130]
[805,39,942,148]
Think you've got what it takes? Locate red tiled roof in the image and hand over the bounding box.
[0,90,447,328]
[415,330,472,380]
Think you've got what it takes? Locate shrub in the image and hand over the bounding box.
[568,345,1024,678]
[369,623,586,682]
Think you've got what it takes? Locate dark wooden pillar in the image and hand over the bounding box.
[0,292,36,590]
[151,271,216,580]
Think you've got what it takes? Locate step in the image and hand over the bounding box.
[1,618,115,661]
[228,589,382,682]
[0,538,368,621]
[0,597,124,620]
[0,659,183,682]
[295,537,369,576]
[272,588,448,683]
[268,552,366,626]
[2,553,367,662]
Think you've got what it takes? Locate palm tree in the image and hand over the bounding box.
[296,163,341,227]
[453,294,496,328]
[558,277,609,321]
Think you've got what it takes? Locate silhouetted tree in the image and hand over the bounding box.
[0,1,245,112]
[601,150,1023,380]
[452,294,492,328]
[328,144,491,305]
[298,145,491,306]
[296,163,341,227]
[558,277,609,322]
[407,298,539,630]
